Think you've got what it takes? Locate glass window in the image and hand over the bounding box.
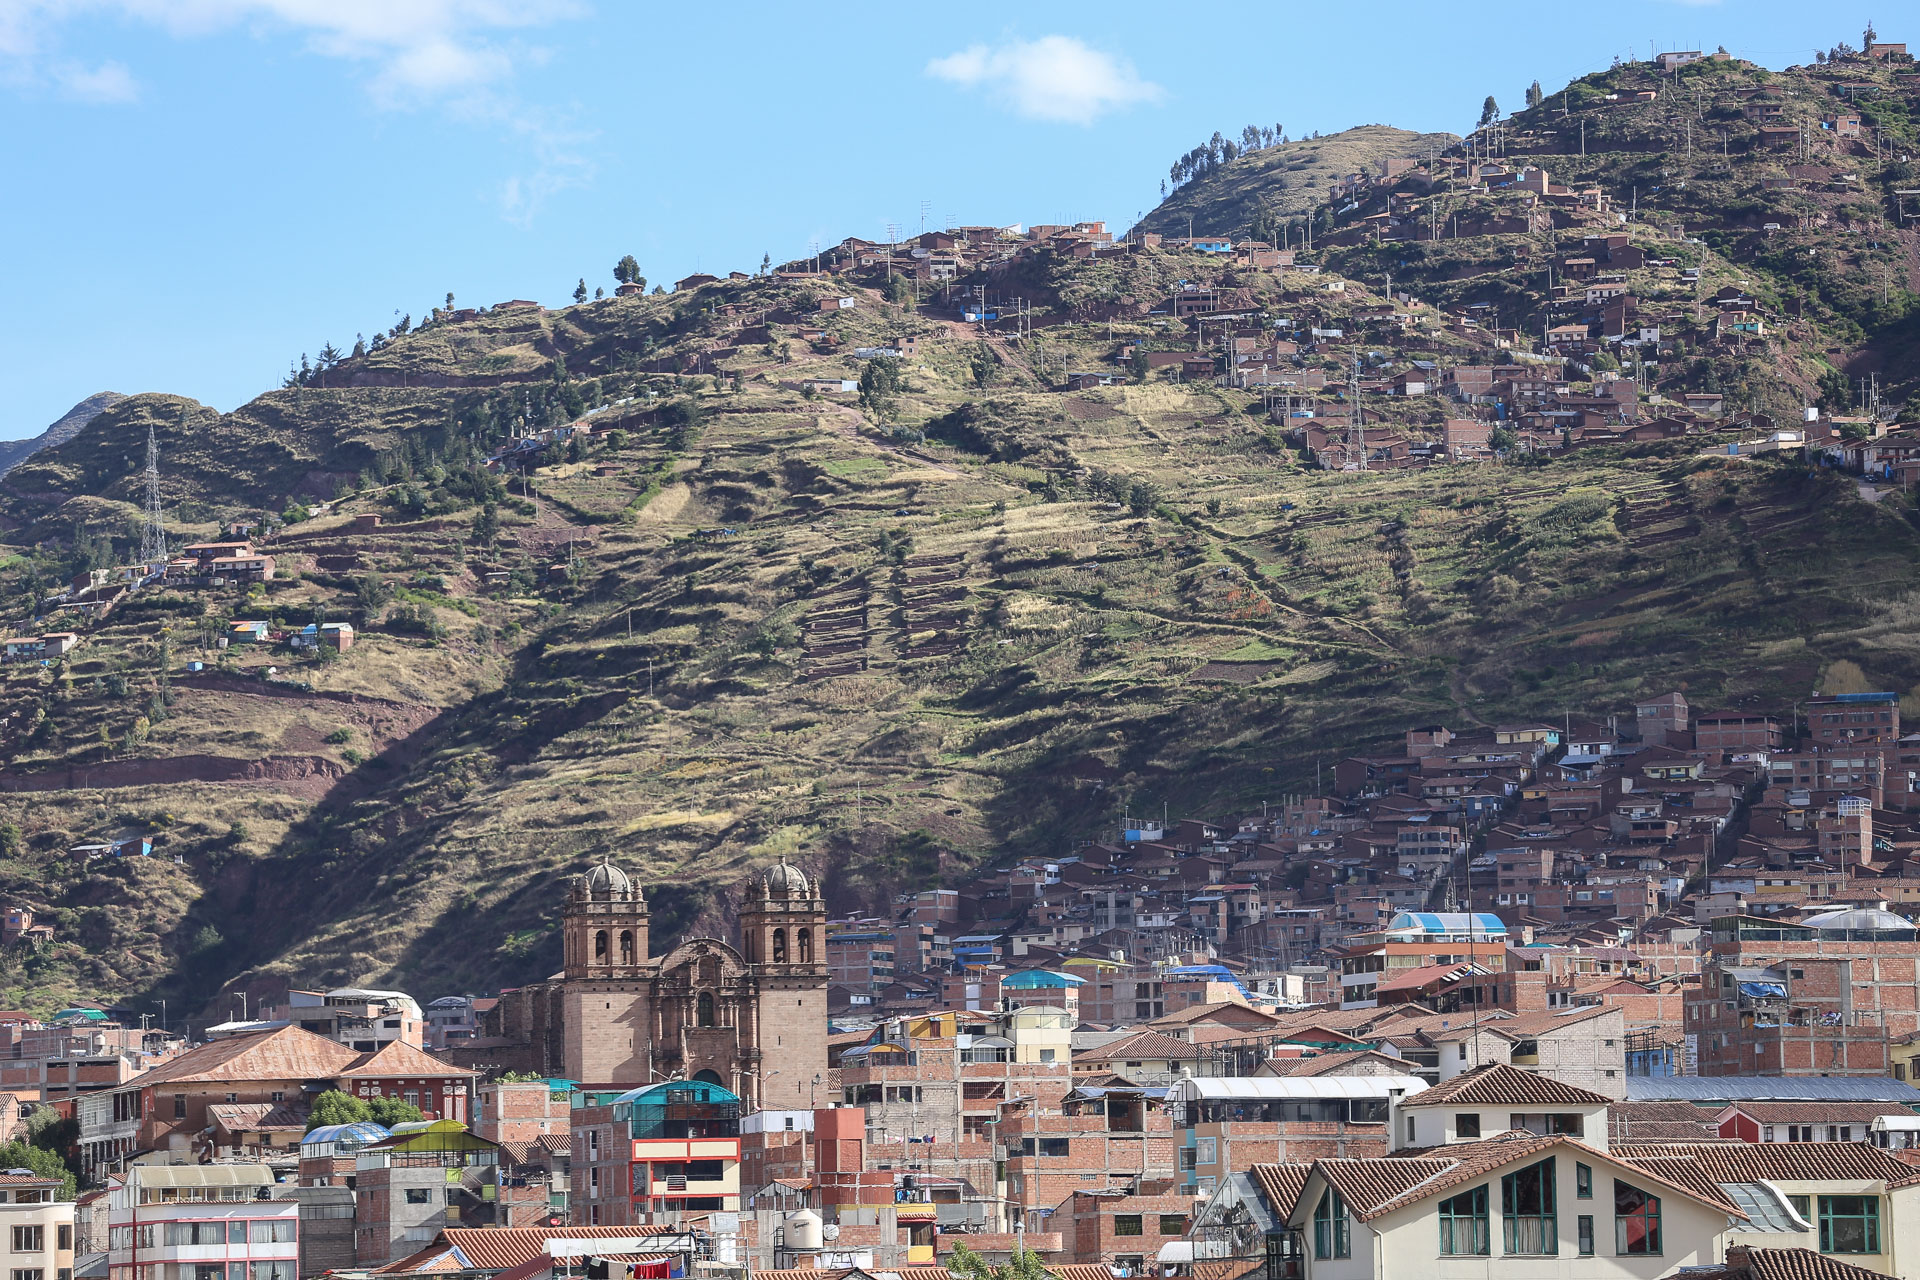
[405,1189,430,1205]
[248,1221,295,1244]
[1501,1158,1557,1255]
[228,1223,247,1245]
[249,1265,294,1280]
[1614,1182,1662,1254]
[193,1267,221,1280]
[1577,1216,1594,1256]
[1456,1113,1481,1138]
[1818,1196,1880,1254]
[228,1264,247,1280]
[10,1228,41,1253]
[1195,1138,1217,1165]
[1113,1216,1143,1237]
[1788,1195,1811,1222]
[12,1270,43,1280]
[1575,1164,1592,1199]
[1438,1185,1489,1256]
[1159,1215,1188,1236]
[1313,1188,1350,1260]
[53,1231,68,1255]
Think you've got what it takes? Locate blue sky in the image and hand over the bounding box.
[0,1,1880,439]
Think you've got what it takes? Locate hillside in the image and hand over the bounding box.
[2,41,1920,1021]
[0,393,126,479]
[1139,125,1460,239]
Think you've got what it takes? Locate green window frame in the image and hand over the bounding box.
[1501,1157,1557,1255]
[1575,1163,1592,1199]
[1313,1188,1350,1260]
[1818,1196,1880,1255]
[1438,1185,1489,1256]
[1614,1181,1662,1255]
[1577,1215,1594,1256]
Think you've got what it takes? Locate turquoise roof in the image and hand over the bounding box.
[1003,969,1084,989]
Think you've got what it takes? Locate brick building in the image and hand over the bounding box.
[1686,908,1920,1076]
[471,1079,571,1143]
[487,860,828,1109]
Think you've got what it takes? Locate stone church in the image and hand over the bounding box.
[485,858,828,1109]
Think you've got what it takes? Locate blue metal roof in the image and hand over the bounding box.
[1003,969,1084,988]
[1626,1077,1920,1104]
[1822,692,1898,703]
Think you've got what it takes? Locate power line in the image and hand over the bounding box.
[141,421,168,565]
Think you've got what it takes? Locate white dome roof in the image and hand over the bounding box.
[1801,906,1913,933]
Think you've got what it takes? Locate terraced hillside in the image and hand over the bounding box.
[3,46,1920,1017]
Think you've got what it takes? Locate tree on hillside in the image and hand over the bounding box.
[1480,96,1500,126]
[574,279,588,304]
[614,255,643,286]
[760,253,772,276]
[1526,81,1543,108]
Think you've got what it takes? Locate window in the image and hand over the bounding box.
[1501,1158,1557,1255]
[1405,1116,1416,1146]
[1159,1215,1188,1236]
[249,1221,294,1244]
[697,992,716,1027]
[165,1225,228,1247]
[1039,1139,1070,1158]
[191,1267,221,1280]
[227,1222,247,1245]
[270,1091,284,1103]
[1438,1186,1489,1256]
[1578,1216,1594,1256]
[1458,1044,1467,1061]
[1313,1188,1349,1260]
[1788,1195,1811,1223]
[1195,1138,1218,1165]
[1614,1181,1662,1254]
[1818,1196,1880,1254]
[405,1189,431,1205]
[249,1265,294,1280]
[11,1270,42,1280]
[53,1231,68,1255]
[1113,1216,1143,1237]
[10,1228,40,1253]
[1456,1113,1481,1138]
[225,1093,238,1104]
[1763,1126,1775,1143]
[1575,1163,1592,1199]
[173,1095,187,1120]
[229,1264,246,1280]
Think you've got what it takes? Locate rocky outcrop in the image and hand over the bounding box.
[0,391,127,477]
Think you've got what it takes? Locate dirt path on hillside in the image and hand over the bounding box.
[633,482,693,527]
[0,753,344,796]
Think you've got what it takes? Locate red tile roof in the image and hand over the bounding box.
[1616,1141,1920,1190]
[378,1227,683,1275]
[1700,1247,1894,1280]
[1248,1162,1312,1219]
[1721,1102,1913,1125]
[1402,1062,1613,1108]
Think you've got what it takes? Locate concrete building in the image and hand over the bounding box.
[107,1166,297,1280]
[0,1174,73,1280]
[1427,1006,1629,1099]
[351,1121,500,1267]
[570,1079,741,1226]
[470,1080,570,1144]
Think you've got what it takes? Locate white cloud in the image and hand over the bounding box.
[50,57,137,101]
[927,35,1163,125]
[3,0,582,104]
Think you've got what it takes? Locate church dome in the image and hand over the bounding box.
[583,856,636,900]
[761,860,812,900]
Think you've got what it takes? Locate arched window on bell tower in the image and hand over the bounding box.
[798,928,813,963]
[773,928,788,963]
[619,930,635,965]
[697,992,716,1027]
[594,930,609,964]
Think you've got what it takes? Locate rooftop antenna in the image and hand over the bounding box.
[141,421,168,565]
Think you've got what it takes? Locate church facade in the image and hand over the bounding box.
[490,859,828,1110]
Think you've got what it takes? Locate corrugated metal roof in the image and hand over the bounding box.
[1169,1075,1427,1101]
[130,1166,274,1187]
[1627,1077,1920,1104]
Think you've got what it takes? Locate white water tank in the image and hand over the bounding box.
[786,1209,824,1250]
[1805,406,1820,422]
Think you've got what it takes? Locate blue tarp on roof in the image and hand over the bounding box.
[1004,969,1085,989]
[1387,912,1509,936]
[1738,982,1788,999]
